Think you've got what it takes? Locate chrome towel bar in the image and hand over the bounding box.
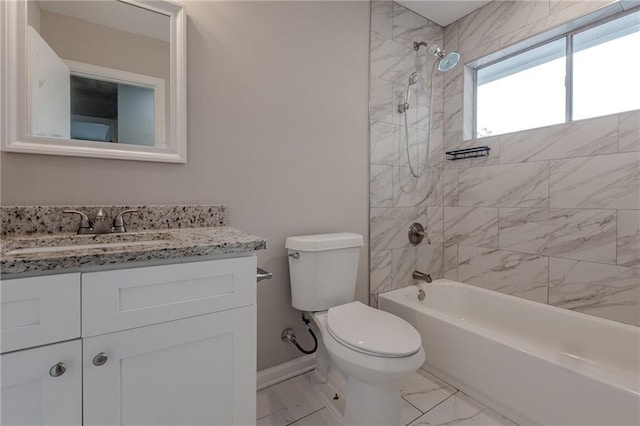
[257,267,273,282]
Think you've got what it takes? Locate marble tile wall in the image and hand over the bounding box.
[439,0,640,326]
[369,0,639,326]
[369,1,445,306]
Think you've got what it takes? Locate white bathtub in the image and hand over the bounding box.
[378,279,640,426]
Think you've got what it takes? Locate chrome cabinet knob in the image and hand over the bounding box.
[49,362,67,377]
[92,352,108,366]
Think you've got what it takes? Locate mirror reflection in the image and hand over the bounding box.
[27,0,170,147]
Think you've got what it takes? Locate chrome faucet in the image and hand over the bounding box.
[92,208,112,234]
[413,270,431,301]
[413,270,432,283]
[64,208,139,234]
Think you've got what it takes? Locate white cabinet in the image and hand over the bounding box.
[83,306,256,426]
[1,340,82,426]
[0,255,257,426]
[1,273,81,353]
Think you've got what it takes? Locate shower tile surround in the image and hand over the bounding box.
[369,1,446,302]
[369,0,640,326]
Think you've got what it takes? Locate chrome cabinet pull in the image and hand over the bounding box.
[92,352,108,367]
[49,362,67,377]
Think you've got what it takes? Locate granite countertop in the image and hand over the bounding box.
[1,226,267,277]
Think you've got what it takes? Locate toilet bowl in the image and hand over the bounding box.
[311,303,425,425]
[286,233,425,425]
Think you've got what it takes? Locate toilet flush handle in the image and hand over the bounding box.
[289,252,300,259]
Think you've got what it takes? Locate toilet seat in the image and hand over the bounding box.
[326,301,421,358]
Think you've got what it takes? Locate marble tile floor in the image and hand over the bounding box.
[256,368,517,426]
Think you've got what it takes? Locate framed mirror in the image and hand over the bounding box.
[1,0,186,163]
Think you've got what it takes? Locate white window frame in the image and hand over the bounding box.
[469,4,640,139]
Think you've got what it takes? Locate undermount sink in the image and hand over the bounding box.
[2,232,173,256]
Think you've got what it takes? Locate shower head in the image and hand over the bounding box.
[408,72,421,86]
[438,52,460,72]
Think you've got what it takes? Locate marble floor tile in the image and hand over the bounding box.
[408,392,517,426]
[288,408,340,426]
[402,399,424,425]
[258,370,515,426]
[398,369,457,413]
[256,373,325,426]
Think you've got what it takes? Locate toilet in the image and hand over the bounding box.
[286,233,425,426]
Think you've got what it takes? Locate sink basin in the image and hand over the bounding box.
[2,232,173,256]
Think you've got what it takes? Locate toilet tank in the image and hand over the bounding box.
[286,233,364,312]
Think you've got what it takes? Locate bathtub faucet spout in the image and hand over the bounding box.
[413,270,432,283]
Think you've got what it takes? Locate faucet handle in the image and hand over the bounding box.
[408,222,431,245]
[63,210,93,234]
[112,209,139,233]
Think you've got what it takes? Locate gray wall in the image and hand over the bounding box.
[0,1,371,370]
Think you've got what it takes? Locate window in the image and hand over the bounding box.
[474,9,640,138]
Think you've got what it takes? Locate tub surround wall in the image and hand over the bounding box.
[441,0,640,326]
[369,1,446,305]
[371,0,640,326]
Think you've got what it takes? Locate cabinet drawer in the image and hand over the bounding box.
[82,256,257,337]
[1,274,81,353]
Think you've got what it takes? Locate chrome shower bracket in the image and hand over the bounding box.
[413,41,428,51]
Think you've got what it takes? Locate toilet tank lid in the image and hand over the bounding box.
[285,233,364,251]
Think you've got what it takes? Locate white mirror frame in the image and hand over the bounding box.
[0,0,187,163]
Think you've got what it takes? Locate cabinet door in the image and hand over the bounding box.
[83,305,256,426]
[1,340,82,426]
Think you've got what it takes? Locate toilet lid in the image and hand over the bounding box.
[326,301,421,357]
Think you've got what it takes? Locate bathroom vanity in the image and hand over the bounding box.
[0,205,266,426]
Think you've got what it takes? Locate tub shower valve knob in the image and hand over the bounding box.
[408,223,431,245]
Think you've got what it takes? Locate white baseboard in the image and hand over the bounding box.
[257,354,316,391]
